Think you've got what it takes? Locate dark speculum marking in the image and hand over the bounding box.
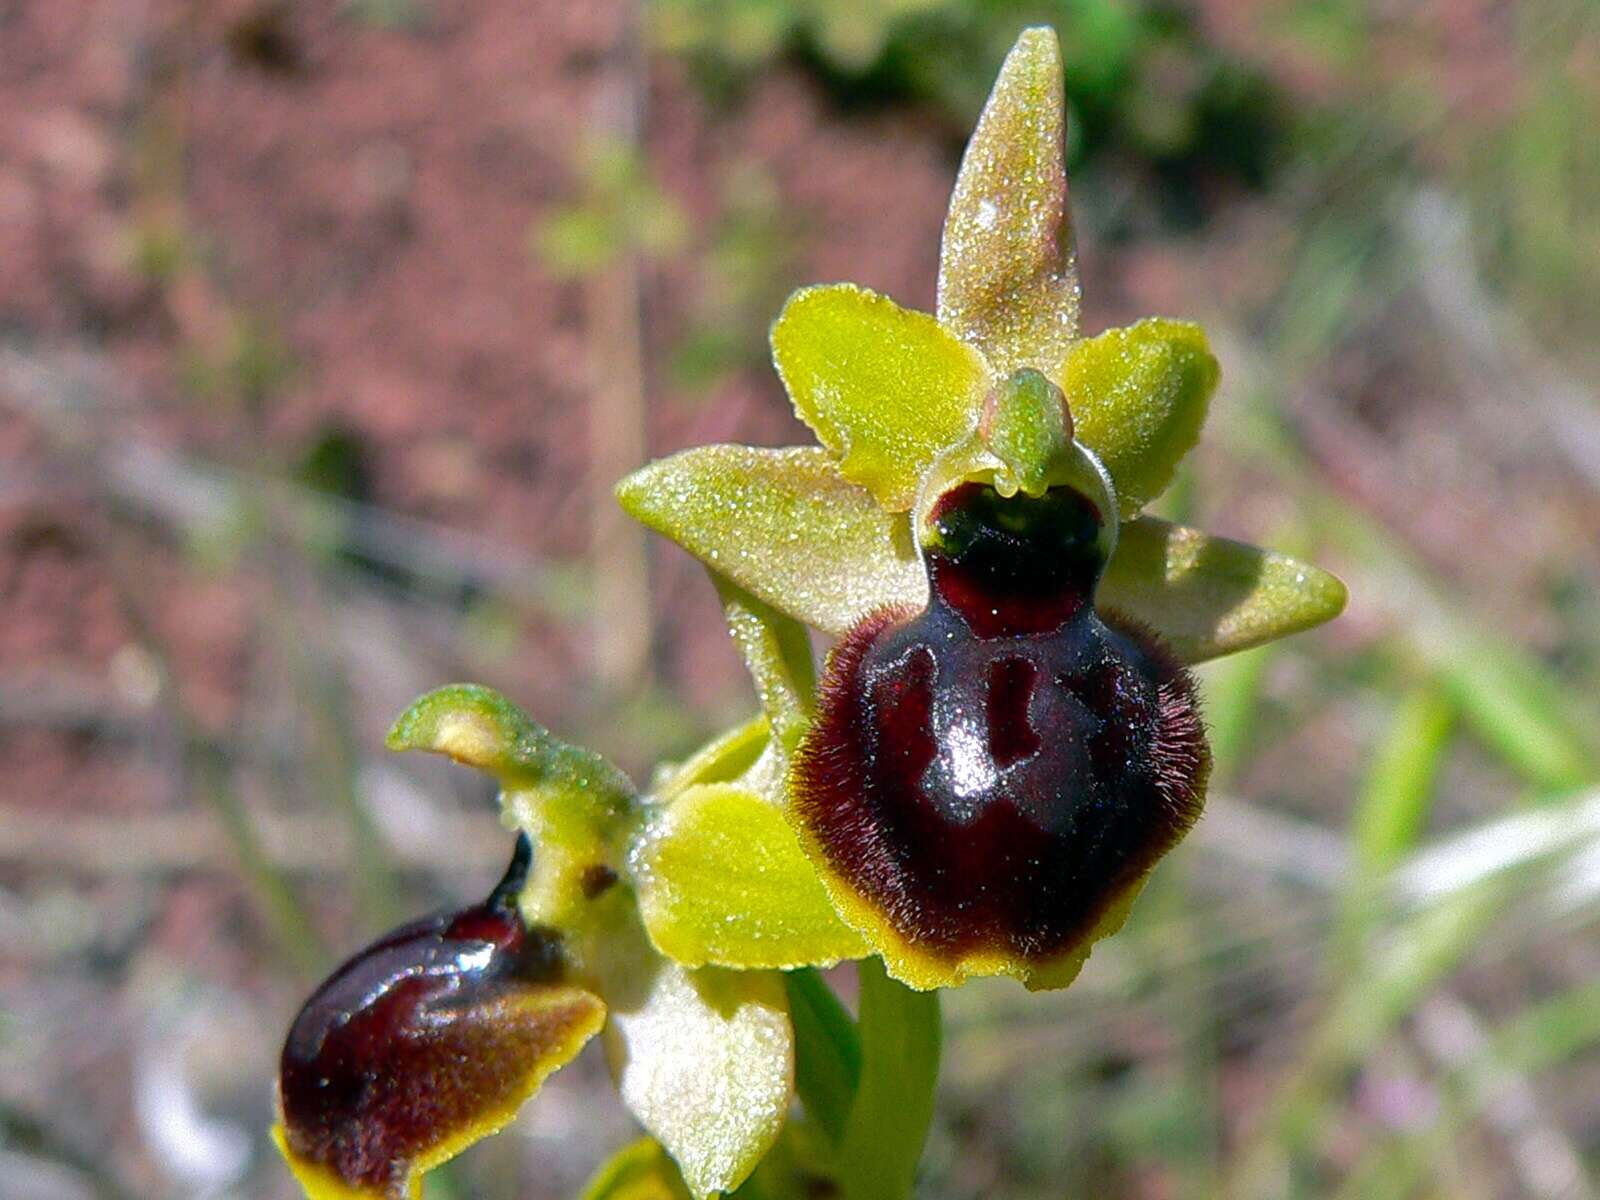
[278,834,596,1193]
[579,863,619,899]
[792,481,1210,970]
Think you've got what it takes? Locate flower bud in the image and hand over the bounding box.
[275,835,605,1198]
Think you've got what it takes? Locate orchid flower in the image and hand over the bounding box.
[274,27,1344,1200]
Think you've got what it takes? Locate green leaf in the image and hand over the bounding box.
[635,783,867,971]
[837,958,941,1200]
[1063,319,1218,516]
[937,27,1078,379]
[1352,685,1455,873]
[1434,632,1599,793]
[1098,516,1347,664]
[1199,645,1275,780]
[1335,682,1456,957]
[770,284,987,510]
[602,953,794,1200]
[579,1138,693,1200]
[617,445,922,637]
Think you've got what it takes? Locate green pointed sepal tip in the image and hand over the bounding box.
[938,26,1078,379]
[1099,516,1349,664]
[386,683,634,804]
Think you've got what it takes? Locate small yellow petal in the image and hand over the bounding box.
[654,714,770,805]
[771,283,988,510]
[1063,318,1218,516]
[635,782,868,970]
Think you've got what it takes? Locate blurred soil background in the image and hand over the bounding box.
[3,1,1600,1197]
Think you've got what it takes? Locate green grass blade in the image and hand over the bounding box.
[1352,684,1455,873]
[1200,645,1274,783]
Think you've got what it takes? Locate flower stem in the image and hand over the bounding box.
[786,967,862,1146]
[838,958,942,1200]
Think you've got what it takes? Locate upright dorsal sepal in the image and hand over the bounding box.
[938,27,1078,380]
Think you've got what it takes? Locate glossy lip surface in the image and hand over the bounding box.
[925,481,1104,637]
[277,837,584,1194]
[792,482,1210,986]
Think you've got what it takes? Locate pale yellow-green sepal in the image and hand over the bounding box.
[634,782,868,971]
[1099,516,1349,664]
[937,27,1079,379]
[617,445,923,636]
[1063,318,1218,517]
[770,283,988,510]
[599,944,793,1200]
[579,1137,694,1200]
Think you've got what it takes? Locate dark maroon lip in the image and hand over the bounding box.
[792,481,1209,972]
[278,834,570,1191]
[923,480,1107,638]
